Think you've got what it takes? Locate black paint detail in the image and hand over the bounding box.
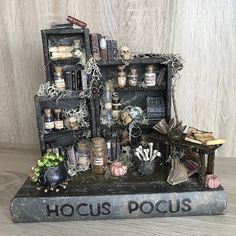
[181,198,192,212]
[140,201,154,214]
[101,202,111,215]
[77,203,89,216]
[60,204,74,217]
[128,201,139,214]
[155,200,168,213]
[169,199,180,213]
[47,204,59,217]
[89,203,100,216]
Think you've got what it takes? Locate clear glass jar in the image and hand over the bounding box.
[128,68,138,86]
[145,65,156,86]
[91,137,107,174]
[77,140,90,171]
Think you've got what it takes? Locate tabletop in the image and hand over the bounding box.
[0,143,235,236]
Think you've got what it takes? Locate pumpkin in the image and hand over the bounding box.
[205,174,220,189]
[110,162,127,176]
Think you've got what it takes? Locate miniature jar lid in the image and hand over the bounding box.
[73,39,81,46]
[117,65,124,71]
[77,140,90,150]
[146,65,154,72]
[130,68,137,74]
[44,108,52,116]
[92,137,105,146]
[104,81,112,91]
[54,108,62,114]
[118,71,126,76]
[54,66,63,73]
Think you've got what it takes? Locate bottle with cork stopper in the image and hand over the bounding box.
[44,108,54,132]
[54,66,65,91]
[54,108,64,130]
[145,65,156,86]
[91,137,107,174]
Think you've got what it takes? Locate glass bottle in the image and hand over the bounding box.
[44,108,54,132]
[91,137,107,174]
[54,108,64,130]
[77,140,91,171]
[54,66,65,91]
[112,93,121,121]
[117,66,126,88]
[145,65,156,86]
[128,67,138,86]
[103,81,113,123]
[72,39,82,58]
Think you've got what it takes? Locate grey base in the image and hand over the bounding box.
[11,175,227,223]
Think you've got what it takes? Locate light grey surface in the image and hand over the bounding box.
[0,145,235,235]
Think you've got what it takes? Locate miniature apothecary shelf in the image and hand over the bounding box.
[41,27,91,89]
[96,57,172,135]
[34,95,91,153]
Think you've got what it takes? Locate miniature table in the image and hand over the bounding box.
[151,134,222,184]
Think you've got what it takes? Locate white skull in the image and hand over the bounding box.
[65,116,78,130]
[119,46,131,60]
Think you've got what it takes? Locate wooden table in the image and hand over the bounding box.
[151,134,222,184]
[0,143,236,236]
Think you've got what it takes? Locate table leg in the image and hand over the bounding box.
[207,151,215,174]
[199,153,206,184]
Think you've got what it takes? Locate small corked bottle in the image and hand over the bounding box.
[128,67,138,86]
[54,108,64,130]
[77,140,91,171]
[145,65,156,86]
[117,66,126,88]
[44,108,54,132]
[91,137,107,174]
[54,66,65,91]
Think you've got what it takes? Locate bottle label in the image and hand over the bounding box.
[55,79,65,89]
[145,73,156,86]
[105,103,112,110]
[54,120,64,130]
[45,121,54,129]
[94,158,104,166]
[118,76,126,87]
[112,110,120,119]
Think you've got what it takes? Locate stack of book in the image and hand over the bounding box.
[90,33,118,62]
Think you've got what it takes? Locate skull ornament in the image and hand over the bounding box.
[119,46,131,60]
[65,116,79,130]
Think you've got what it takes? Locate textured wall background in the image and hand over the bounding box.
[0,0,235,157]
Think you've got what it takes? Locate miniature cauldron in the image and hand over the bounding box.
[38,164,67,188]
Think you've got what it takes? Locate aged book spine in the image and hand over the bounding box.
[106,39,113,61]
[11,188,226,223]
[204,139,226,146]
[89,33,101,60]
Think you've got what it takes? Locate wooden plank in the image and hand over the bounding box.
[0,0,235,157]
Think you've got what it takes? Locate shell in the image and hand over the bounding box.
[205,174,220,189]
[110,162,127,176]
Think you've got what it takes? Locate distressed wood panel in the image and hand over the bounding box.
[0,0,235,157]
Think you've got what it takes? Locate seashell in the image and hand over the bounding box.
[205,174,220,189]
[110,162,127,177]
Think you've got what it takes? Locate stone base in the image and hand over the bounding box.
[11,172,227,223]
